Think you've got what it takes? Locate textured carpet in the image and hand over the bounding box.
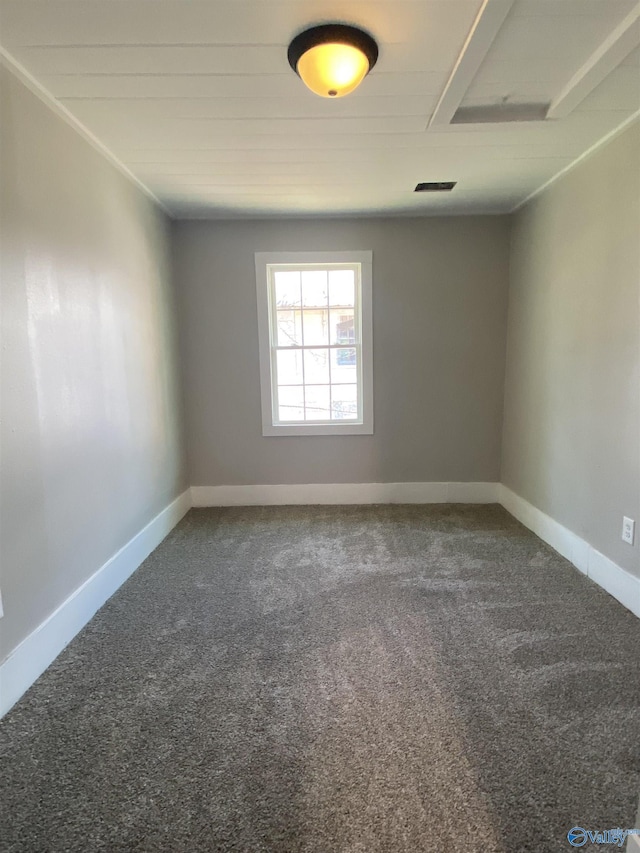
[1,505,639,853]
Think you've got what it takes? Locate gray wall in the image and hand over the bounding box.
[502,121,640,576]
[173,216,510,486]
[0,65,188,661]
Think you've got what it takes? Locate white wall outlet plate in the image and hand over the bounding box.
[622,517,635,546]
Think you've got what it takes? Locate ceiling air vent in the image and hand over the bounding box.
[414,182,456,192]
[452,104,548,124]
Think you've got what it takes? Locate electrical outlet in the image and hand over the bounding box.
[0,588,3,618]
[622,517,635,546]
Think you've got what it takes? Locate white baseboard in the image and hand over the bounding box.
[629,797,640,851]
[628,831,640,852]
[191,481,500,507]
[500,485,640,619]
[0,489,191,719]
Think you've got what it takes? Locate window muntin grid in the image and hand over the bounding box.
[267,263,363,425]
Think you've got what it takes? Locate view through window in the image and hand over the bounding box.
[271,264,360,423]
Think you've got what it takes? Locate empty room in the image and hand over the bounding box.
[1,1,639,851]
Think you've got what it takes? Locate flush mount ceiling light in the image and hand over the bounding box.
[288,24,378,98]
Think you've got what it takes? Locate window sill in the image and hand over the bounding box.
[262,422,374,437]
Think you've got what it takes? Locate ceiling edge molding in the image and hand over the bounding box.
[0,47,172,218]
[170,207,509,221]
[428,0,515,128]
[510,108,640,214]
[547,3,640,120]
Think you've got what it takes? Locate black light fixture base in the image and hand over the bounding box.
[287,24,379,75]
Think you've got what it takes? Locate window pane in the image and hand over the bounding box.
[303,348,330,384]
[330,348,357,384]
[329,269,355,307]
[276,349,304,385]
[331,384,358,420]
[274,271,301,307]
[302,309,329,346]
[276,310,302,347]
[330,308,355,346]
[278,386,304,422]
[302,270,328,307]
[305,386,331,421]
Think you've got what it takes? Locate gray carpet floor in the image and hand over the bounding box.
[1,505,639,853]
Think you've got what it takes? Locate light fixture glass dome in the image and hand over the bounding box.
[296,42,370,98]
[288,25,378,99]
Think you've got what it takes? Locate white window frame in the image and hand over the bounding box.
[255,250,373,437]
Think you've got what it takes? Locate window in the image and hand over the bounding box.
[255,251,373,436]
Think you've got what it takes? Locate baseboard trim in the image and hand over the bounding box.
[191,481,500,507]
[500,485,640,619]
[627,831,640,852]
[0,489,191,719]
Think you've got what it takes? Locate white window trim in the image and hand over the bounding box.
[255,250,373,437]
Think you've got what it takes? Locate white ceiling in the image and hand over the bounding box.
[1,0,639,218]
